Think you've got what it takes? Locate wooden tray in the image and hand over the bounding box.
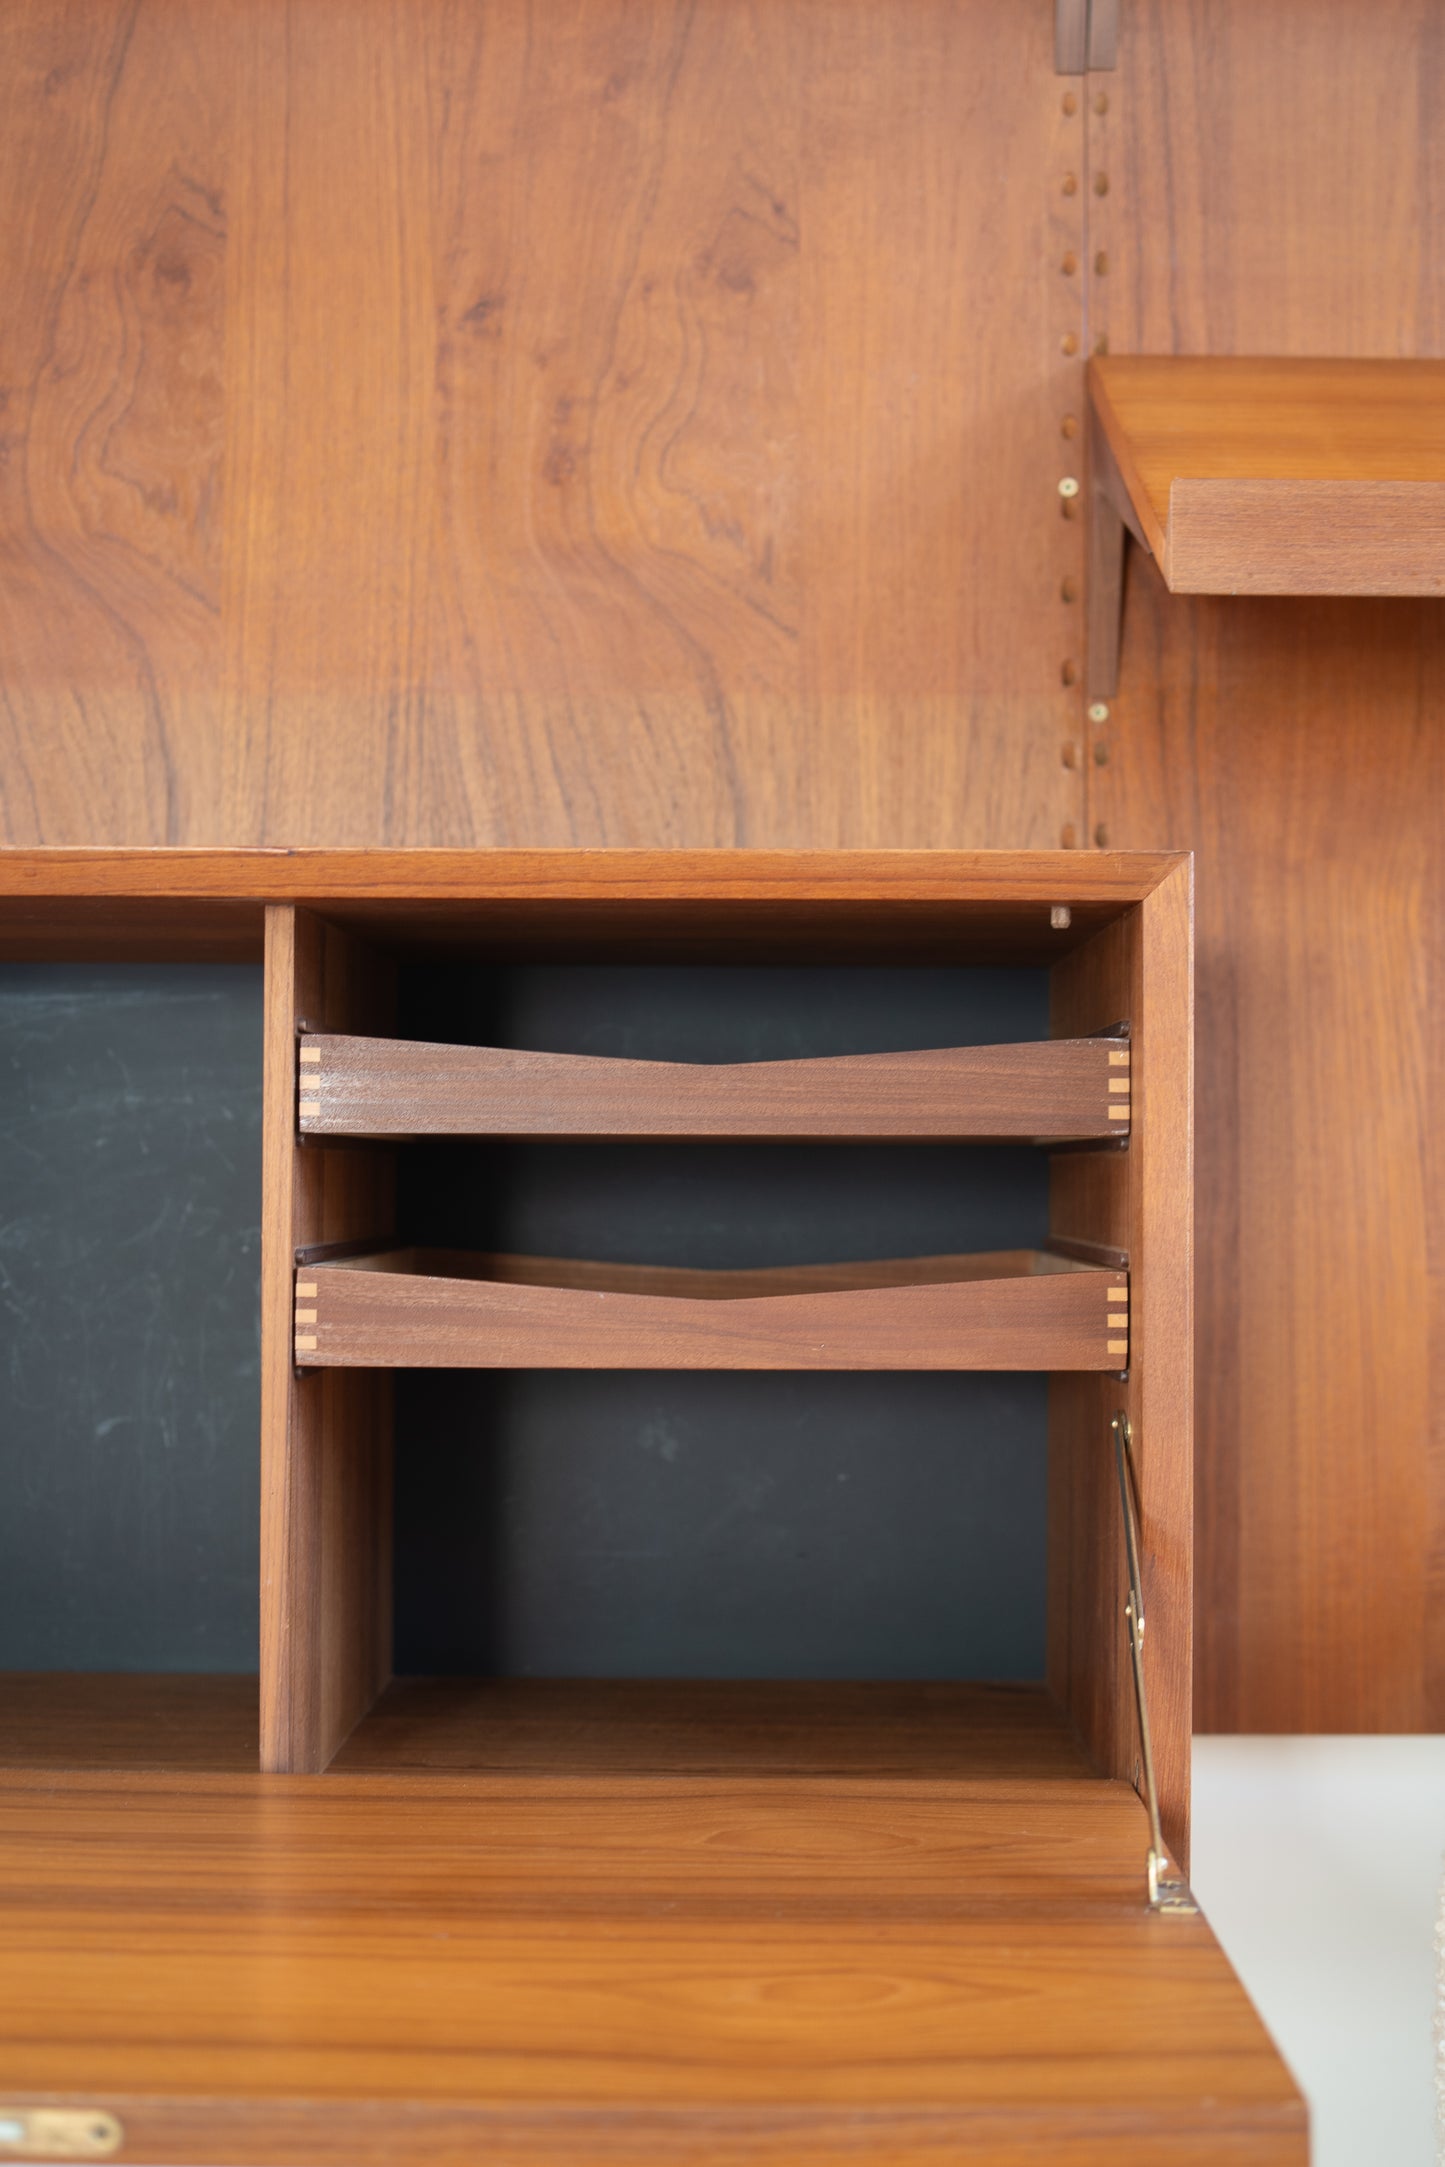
[296,1032,1131,1141]
[293,1247,1128,1371]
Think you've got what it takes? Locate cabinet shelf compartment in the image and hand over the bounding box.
[293,1247,1127,1371]
[296,1031,1130,1142]
[254,855,1190,1878]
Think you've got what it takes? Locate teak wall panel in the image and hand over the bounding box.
[1097,581,1441,1735]
[2,0,1086,851]
[1088,0,1445,1730]
[0,0,230,842]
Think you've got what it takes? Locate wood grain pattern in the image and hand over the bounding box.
[298,1030,1128,1141]
[261,907,397,1774]
[1088,0,1445,1733]
[297,1247,1126,1373]
[1,0,1087,852]
[1049,865,1193,1867]
[0,2100,1305,2167]
[0,1681,1304,2166]
[0,0,230,845]
[0,899,263,963]
[1164,479,1445,596]
[0,846,1180,905]
[1089,357,1445,594]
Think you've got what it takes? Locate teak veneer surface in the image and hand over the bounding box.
[0,0,1093,856]
[1090,0,1445,1734]
[0,1680,1304,2167]
[296,1247,1126,1371]
[298,1031,1129,1141]
[1089,356,1445,593]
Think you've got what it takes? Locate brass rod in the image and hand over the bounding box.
[1112,1412,1197,1913]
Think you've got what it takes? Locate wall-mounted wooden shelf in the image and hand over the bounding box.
[293,1247,1128,1372]
[1087,356,1445,693]
[297,1031,1130,1142]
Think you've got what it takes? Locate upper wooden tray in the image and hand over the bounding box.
[293,1247,1127,1371]
[296,1032,1131,1142]
[1089,355,1445,595]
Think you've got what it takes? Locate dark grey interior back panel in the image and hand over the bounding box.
[394,965,1052,1681]
[1,961,1054,1682]
[400,962,1052,1065]
[0,966,263,1672]
[395,1369,1048,1679]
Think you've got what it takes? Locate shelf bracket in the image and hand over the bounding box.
[1087,408,1150,699]
[1055,0,1118,73]
[1113,1412,1197,1914]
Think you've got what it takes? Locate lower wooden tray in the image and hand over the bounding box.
[0,1676,1305,2167]
[293,1248,1128,1370]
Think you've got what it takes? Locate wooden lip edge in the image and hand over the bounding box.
[0,847,1192,905]
[295,1246,1126,1290]
[300,1031,1130,1076]
[2,2094,1311,2152]
[1165,474,1445,595]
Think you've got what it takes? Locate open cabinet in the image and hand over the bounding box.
[0,846,1304,2165]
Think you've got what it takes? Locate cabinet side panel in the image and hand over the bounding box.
[1048,919,1135,1818]
[261,906,396,1772]
[1050,864,1192,1866]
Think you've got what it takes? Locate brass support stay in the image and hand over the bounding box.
[1113,1412,1198,1913]
[1087,406,1150,699]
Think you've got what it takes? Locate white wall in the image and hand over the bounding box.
[1193,1737,1445,2167]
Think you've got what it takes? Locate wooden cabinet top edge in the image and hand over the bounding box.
[0,846,1190,905]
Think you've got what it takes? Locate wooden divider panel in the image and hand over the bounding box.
[1049,862,1192,1867]
[261,907,397,1773]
